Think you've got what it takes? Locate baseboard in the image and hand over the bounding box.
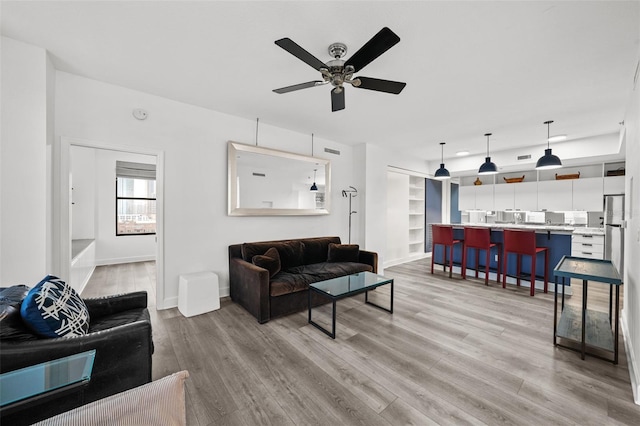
[158,288,229,310]
[96,255,156,266]
[621,310,640,405]
[384,253,430,269]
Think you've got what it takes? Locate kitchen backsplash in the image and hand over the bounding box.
[461,210,602,227]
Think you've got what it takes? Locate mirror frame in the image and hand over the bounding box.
[227,141,331,216]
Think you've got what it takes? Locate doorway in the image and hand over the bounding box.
[58,137,165,308]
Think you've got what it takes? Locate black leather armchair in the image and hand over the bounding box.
[0,291,153,425]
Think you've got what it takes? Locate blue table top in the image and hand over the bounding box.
[553,256,622,285]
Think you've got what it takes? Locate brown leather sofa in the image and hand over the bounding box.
[229,236,378,323]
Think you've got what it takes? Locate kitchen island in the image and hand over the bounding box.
[431,223,605,293]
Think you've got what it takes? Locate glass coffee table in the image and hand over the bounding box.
[308,271,393,339]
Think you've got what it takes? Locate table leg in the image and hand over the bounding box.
[554,278,558,346]
[581,279,587,360]
[615,285,620,365]
[561,277,565,310]
[331,299,336,339]
[609,285,613,324]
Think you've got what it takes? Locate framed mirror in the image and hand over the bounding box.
[228,141,331,216]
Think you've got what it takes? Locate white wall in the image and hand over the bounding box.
[94,149,157,265]
[0,37,48,285]
[386,171,410,264]
[622,53,640,404]
[54,71,355,307]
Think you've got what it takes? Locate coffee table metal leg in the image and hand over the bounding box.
[365,280,394,313]
[308,288,337,339]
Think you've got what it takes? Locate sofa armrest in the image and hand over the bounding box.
[229,257,270,323]
[0,319,153,424]
[84,291,148,319]
[359,250,378,273]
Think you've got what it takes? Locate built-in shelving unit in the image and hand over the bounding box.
[409,176,426,256]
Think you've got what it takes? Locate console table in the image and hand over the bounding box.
[553,256,622,364]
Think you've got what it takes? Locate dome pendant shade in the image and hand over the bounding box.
[434,163,450,180]
[478,157,498,175]
[433,142,451,180]
[310,182,318,191]
[536,120,563,170]
[478,132,498,175]
[535,148,562,170]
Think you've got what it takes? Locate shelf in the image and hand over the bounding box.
[409,197,424,201]
[409,212,424,216]
[409,226,424,230]
[409,240,424,245]
[556,305,614,352]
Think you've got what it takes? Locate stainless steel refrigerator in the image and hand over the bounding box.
[604,194,625,276]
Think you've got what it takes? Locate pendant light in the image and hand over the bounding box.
[433,142,451,180]
[535,120,563,170]
[478,133,498,175]
[309,133,318,191]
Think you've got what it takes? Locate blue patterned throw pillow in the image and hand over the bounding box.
[20,275,90,338]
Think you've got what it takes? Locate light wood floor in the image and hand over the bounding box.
[82,260,640,425]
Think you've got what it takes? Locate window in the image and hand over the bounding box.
[116,161,156,236]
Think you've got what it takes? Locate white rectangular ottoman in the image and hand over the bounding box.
[178,272,220,317]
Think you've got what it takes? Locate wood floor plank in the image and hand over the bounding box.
[80,260,640,425]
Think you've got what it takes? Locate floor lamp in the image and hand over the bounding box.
[341,186,357,244]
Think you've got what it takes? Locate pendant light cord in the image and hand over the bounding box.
[311,133,314,156]
[545,120,553,149]
[484,133,492,157]
[255,118,259,146]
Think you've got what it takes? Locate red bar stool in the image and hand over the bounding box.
[502,229,549,296]
[462,227,501,285]
[431,225,464,278]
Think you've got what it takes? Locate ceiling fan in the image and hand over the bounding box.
[273,27,406,112]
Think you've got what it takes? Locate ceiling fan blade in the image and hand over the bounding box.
[354,77,406,94]
[275,38,327,71]
[273,81,326,94]
[331,88,345,112]
[345,27,400,72]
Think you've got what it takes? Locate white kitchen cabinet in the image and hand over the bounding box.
[475,185,494,211]
[571,233,604,259]
[604,176,625,195]
[537,180,572,211]
[572,177,603,211]
[459,185,476,210]
[493,184,514,211]
[513,181,538,211]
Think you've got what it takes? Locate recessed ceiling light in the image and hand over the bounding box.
[456,151,470,156]
[548,134,567,143]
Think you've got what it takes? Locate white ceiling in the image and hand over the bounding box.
[2,1,639,168]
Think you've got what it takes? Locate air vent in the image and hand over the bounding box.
[252,172,266,177]
[324,147,340,155]
[517,154,531,160]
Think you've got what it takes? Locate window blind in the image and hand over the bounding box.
[115,161,156,180]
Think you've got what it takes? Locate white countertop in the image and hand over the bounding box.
[444,223,604,234]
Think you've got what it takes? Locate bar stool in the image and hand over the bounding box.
[462,227,501,285]
[431,225,464,278]
[502,229,549,296]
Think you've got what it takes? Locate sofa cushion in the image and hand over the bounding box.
[327,243,360,263]
[302,237,341,265]
[20,276,90,338]
[242,240,305,269]
[271,262,373,297]
[0,285,36,341]
[251,247,281,278]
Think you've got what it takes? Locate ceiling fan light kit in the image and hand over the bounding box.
[273,27,406,111]
[536,120,563,170]
[478,133,499,175]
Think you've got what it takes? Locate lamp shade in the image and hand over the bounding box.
[434,164,450,180]
[535,149,562,170]
[478,157,498,175]
[310,182,318,191]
